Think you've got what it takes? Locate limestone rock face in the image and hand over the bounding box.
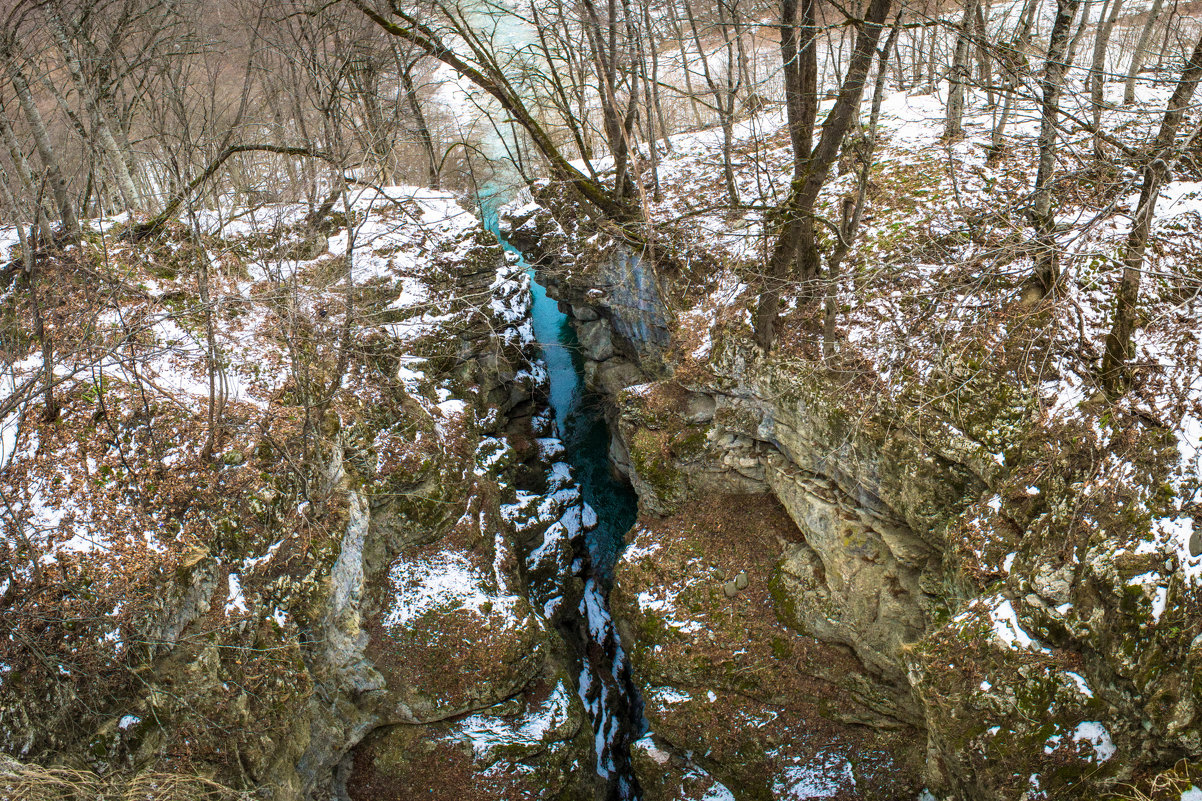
[505,188,1202,800]
[502,202,671,374]
[0,192,601,801]
[577,319,615,362]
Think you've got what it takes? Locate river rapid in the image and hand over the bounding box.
[479,188,643,798]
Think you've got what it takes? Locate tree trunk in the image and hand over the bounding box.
[755,0,894,352]
[1123,0,1166,104]
[778,0,820,287]
[975,1,995,108]
[641,0,672,154]
[43,1,142,213]
[1066,0,1096,68]
[399,60,440,189]
[352,0,632,222]
[1101,29,1202,395]
[946,0,980,139]
[989,0,1038,158]
[7,64,79,238]
[824,13,901,357]
[1090,0,1125,131]
[0,99,53,230]
[718,1,742,204]
[581,0,635,201]
[1029,0,1083,295]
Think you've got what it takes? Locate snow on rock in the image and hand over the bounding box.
[1063,671,1094,699]
[452,679,574,761]
[650,686,692,706]
[225,573,250,615]
[1072,722,1116,763]
[384,547,519,630]
[988,598,1049,653]
[632,734,738,801]
[773,750,857,800]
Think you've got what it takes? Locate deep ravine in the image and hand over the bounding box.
[482,196,644,800]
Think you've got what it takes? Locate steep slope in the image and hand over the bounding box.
[502,88,1202,799]
[0,189,606,799]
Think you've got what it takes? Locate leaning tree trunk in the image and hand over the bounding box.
[353,0,632,222]
[755,0,893,352]
[824,13,901,356]
[43,2,143,213]
[0,99,53,231]
[1101,29,1202,395]
[1123,0,1166,104]
[7,65,79,239]
[399,61,439,189]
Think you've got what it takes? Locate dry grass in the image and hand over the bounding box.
[1109,760,1199,800]
[0,757,252,801]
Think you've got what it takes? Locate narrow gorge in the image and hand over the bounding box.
[5,0,1202,799]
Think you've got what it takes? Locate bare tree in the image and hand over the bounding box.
[946,0,980,139]
[41,0,144,213]
[3,58,80,238]
[352,0,633,221]
[1101,29,1202,395]
[824,11,901,356]
[681,0,743,204]
[1123,0,1167,104]
[988,0,1038,159]
[1028,0,1083,295]
[1088,0,1125,134]
[754,0,894,352]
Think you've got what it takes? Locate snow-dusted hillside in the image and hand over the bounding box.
[0,188,615,799]
[506,76,1202,800]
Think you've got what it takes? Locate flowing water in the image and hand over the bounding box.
[479,193,638,582]
[480,192,641,798]
[462,10,641,792]
[527,280,639,582]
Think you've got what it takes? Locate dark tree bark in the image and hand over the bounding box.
[1101,30,1202,395]
[755,0,894,352]
[1029,0,1083,295]
[778,0,820,289]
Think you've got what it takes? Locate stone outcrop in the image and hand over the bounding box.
[0,192,604,800]
[501,188,1202,800]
